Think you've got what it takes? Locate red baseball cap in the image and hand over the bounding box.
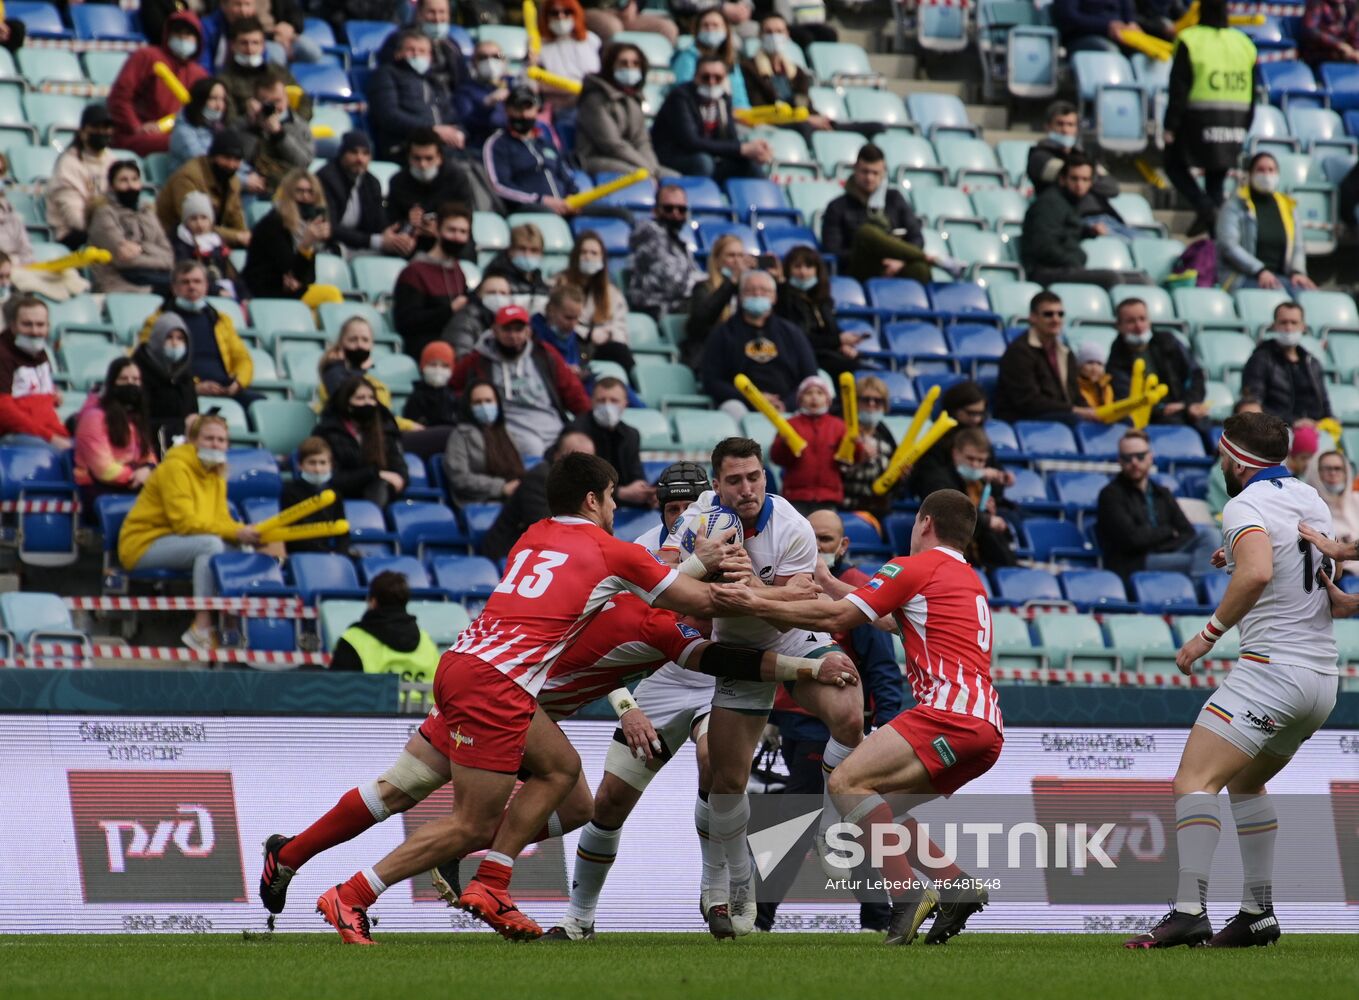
[495,304,530,326]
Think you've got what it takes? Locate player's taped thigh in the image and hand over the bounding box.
[380,750,448,802]
[604,707,696,792]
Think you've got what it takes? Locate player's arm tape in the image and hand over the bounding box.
[607,687,639,718]
[1199,613,1227,645]
[694,642,765,681]
[679,553,709,578]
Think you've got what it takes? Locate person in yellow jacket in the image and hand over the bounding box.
[138,260,262,408]
[118,414,259,651]
[328,570,438,686]
[1216,152,1319,295]
[1075,340,1116,410]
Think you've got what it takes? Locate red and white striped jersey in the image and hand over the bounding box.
[844,546,1002,732]
[536,597,707,720]
[447,516,678,698]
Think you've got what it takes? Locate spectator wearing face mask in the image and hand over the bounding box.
[448,275,515,356]
[570,376,653,507]
[1217,152,1318,295]
[1106,297,1209,429]
[108,10,209,156]
[88,160,176,295]
[376,0,471,94]
[911,379,1015,495]
[404,342,459,429]
[770,375,856,515]
[368,28,465,162]
[455,41,513,151]
[171,192,240,299]
[627,184,702,318]
[443,378,526,504]
[387,129,474,254]
[577,42,674,178]
[74,357,159,508]
[131,312,199,445]
[278,436,348,554]
[652,55,770,180]
[670,8,751,108]
[312,376,408,505]
[241,69,315,196]
[47,104,118,250]
[910,425,1017,569]
[480,429,596,558]
[241,169,335,301]
[391,202,470,360]
[1027,100,1123,212]
[484,88,592,218]
[481,223,553,315]
[537,0,602,114]
[0,296,70,449]
[157,130,251,249]
[552,231,633,370]
[220,17,312,123]
[775,245,856,378]
[1075,341,1115,410]
[1240,302,1331,424]
[169,79,231,175]
[1308,449,1359,576]
[740,17,832,134]
[839,374,898,517]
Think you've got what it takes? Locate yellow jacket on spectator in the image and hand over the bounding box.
[118,442,245,569]
[138,305,254,389]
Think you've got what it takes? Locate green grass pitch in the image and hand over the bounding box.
[4,933,1357,1000]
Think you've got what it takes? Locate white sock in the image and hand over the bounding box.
[1174,792,1222,915]
[695,793,728,902]
[361,866,387,898]
[358,780,390,821]
[819,737,855,832]
[711,794,752,886]
[1231,795,1278,914]
[546,811,564,840]
[564,822,621,924]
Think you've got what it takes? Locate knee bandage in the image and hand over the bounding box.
[380,751,447,802]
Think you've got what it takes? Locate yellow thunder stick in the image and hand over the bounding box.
[735,103,810,126]
[25,247,112,271]
[734,373,807,457]
[873,413,958,495]
[1130,357,1146,403]
[1116,27,1173,60]
[258,519,350,544]
[253,489,339,536]
[527,66,582,94]
[1130,374,1170,429]
[564,167,650,211]
[899,383,941,452]
[834,371,858,464]
[525,0,542,56]
[153,61,191,104]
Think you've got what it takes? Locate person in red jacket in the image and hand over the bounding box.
[108,10,209,156]
[0,296,70,449]
[770,374,859,515]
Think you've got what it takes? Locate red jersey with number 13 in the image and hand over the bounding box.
[844,547,1002,732]
[446,516,678,698]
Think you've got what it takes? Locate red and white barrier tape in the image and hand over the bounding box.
[38,82,111,97]
[0,499,79,513]
[65,596,317,619]
[87,644,328,666]
[27,38,140,52]
[993,664,1358,683]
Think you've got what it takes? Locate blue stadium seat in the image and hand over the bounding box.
[666,176,730,221]
[224,448,281,504]
[865,278,935,320]
[929,283,1000,323]
[1076,422,1125,460]
[294,62,355,102]
[884,512,915,554]
[883,320,949,365]
[879,371,918,412]
[991,567,1064,607]
[1058,569,1135,612]
[695,220,759,254]
[1021,518,1098,564]
[346,20,398,64]
[572,215,632,256]
[985,419,1019,457]
[1130,570,1204,614]
[1146,424,1210,466]
[1260,60,1323,110]
[211,552,297,650]
[95,494,188,585]
[462,502,502,547]
[71,4,141,41]
[1005,467,1059,513]
[403,452,442,502]
[389,501,469,558]
[1014,421,1079,458]
[946,323,1006,372]
[915,372,966,398]
[288,552,368,604]
[1201,572,1229,607]
[759,224,820,258]
[725,178,799,224]
[0,445,77,567]
[839,512,892,558]
[7,2,69,38]
[1049,471,1107,513]
[343,499,398,556]
[359,555,447,598]
[429,554,501,602]
[613,508,662,539]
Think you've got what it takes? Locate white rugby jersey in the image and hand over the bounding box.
[663,490,818,648]
[1222,468,1338,675]
[632,519,715,690]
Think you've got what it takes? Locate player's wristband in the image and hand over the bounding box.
[1200,613,1226,645]
[606,687,638,719]
[772,654,822,682]
[679,553,709,579]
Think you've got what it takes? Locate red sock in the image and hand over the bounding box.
[473,852,514,891]
[339,870,379,908]
[278,788,380,869]
[900,817,966,882]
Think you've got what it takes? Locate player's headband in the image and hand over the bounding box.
[1218,432,1278,470]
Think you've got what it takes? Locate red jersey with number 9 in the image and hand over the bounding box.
[446,516,679,698]
[844,546,1002,733]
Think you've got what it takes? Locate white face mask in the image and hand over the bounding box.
[761,33,788,55]
[197,447,227,467]
[1252,171,1280,194]
[482,293,512,312]
[407,55,432,76]
[800,403,828,416]
[1324,479,1346,496]
[592,402,624,429]
[476,57,506,82]
[423,365,452,388]
[550,17,574,37]
[410,163,439,183]
[697,83,727,101]
[168,36,197,60]
[578,257,604,276]
[235,52,264,68]
[1276,330,1302,348]
[1122,331,1152,348]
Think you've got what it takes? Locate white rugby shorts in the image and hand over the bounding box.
[1195,660,1338,758]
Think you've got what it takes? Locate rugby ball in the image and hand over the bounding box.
[678,503,744,555]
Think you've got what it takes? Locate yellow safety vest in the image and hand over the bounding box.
[340,625,439,685]
[1178,26,1257,112]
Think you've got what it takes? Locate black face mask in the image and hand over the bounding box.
[494,337,525,358]
[111,384,142,409]
[660,216,686,234]
[298,202,324,221]
[344,347,371,367]
[440,237,467,257]
[508,116,537,135]
[114,188,141,211]
[86,132,112,152]
[210,161,236,185]
[349,403,378,421]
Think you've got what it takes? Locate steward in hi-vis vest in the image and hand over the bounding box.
[329,570,439,684]
[1165,20,1257,171]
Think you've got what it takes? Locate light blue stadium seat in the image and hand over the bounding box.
[906,93,978,139]
[933,135,1007,188]
[1131,237,1185,283]
[1049,282,1113,325]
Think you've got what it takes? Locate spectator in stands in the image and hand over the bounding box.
[685,232,749,364]
[1217,153,1318,295]
[481,428,596,558]
[538,0,602,114]
[132,312,198,445]
[242,169,335,300]
[200,0,316,72]
[168,78,231,176]
[577,42,674,178]
[46,105,117,250]
[140,261,260,408]
[1020,154,1150,289]
[0,13,24,53]
[570,376,653,507]
[741,16,832,133]
[771,375,853,515]
[454,38,513,151]
[368,28,465,161]
[1051,0,1139,53]
[821,143,955,283]
[627,184,703,318]
[74,357,158,508]
[993,290,1099,425]
[1162,0,1256,235]
[387,129,474,254]
[304,0,409,41]
[910,425,1016,569]
[1027,100,1125,223]
[240,70,314,195]
[1309,449,1359,576]
[482,222,552,314]
[87,160,175,296]
[444,379,525,504]
[1299,0,1359,68]
[218,17,301,122]
[329,570,438,676]
[917,380,1015,490]
[314,376,408,505]
[1208,396,1262,518]
[484,88,592,217]
[1241,301,1332,424]
[531,285,591,378]
[1097,428,1217,579]
[0,253,12,327]
[1106,297,1211,428]
[776,245,855,379]
[404,342,460,429]
[157,131,251,249]
[702,269,817,422]
[277,436,347,554]
[449,275,514,355]
[171,193,241,299]
[118,413,259,650]
[1286,422,1320,479]
[109,10,209,156]
[391,203,470,359]
[0,180,33,271]
[0,296,69,450]
[1075,341,1115,410]
[319,131,416,258]
[377,0,469,89]
[840,374,898,517]
[652,55,771,180]
[453,303,591,458]
[582,0,679,45]
[671,8,750,107]
[553,232,633,369]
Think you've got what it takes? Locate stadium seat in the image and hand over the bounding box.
[223,448,281,504]
[619,407,675,449]
[1058,569,1135,612]
[211,552,297,650]
[95,494,185,585]
[1014,421,1079,458]
[934,136,1008,188]
[946,323,1007,374]
[970,187,1029,237]
[991,567,1064,607]
[1031,612,1119,671]
[71,4,140,41]
[725,177,799,225]
[807,42,876,83]
[0,592,88,649]
[389,501,469,559]
[1194,331,1255,379]
[634,362,711,410]
[1145,425,1209,466]
[865,278,934,319]
[878,370,918,411]
[943,230,1023,285]
[1005,467,1057,512]
[1080,237,1135,272]
[988,281,1044,324]
[1048,471,1107,514]
[428,554,502,604]
[359,555,445,599]
[1076,422,1126,460]
[884,512,915,554]
[694,219,759,255]
[0,443,78,568]
[1172,287,1245,336]
[844,87,911,129]
[289,553,368,605]
[319,599,368,651]
[876,132,948,189]
[1287,107,1356,156]
[1298,289,1359,334]
[1048,283,1113,325]
[346,19,399,64]
[1260,60,1323,111]
[759,224,820,258]
[840,511,892,558]
[883,320,950,365]
[6,2,69,39]
[1130,237,1186,284]
[1022,518,1097,564]
[1104,614,1179,670]
[1130,571,1203,614]
[672,410,740,450]
[341,499,398,556]
[905,93,977,139]
[992,610,1045,670]
[994,139,1034,187]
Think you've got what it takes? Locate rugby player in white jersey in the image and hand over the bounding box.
[1126,412,1339,949]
